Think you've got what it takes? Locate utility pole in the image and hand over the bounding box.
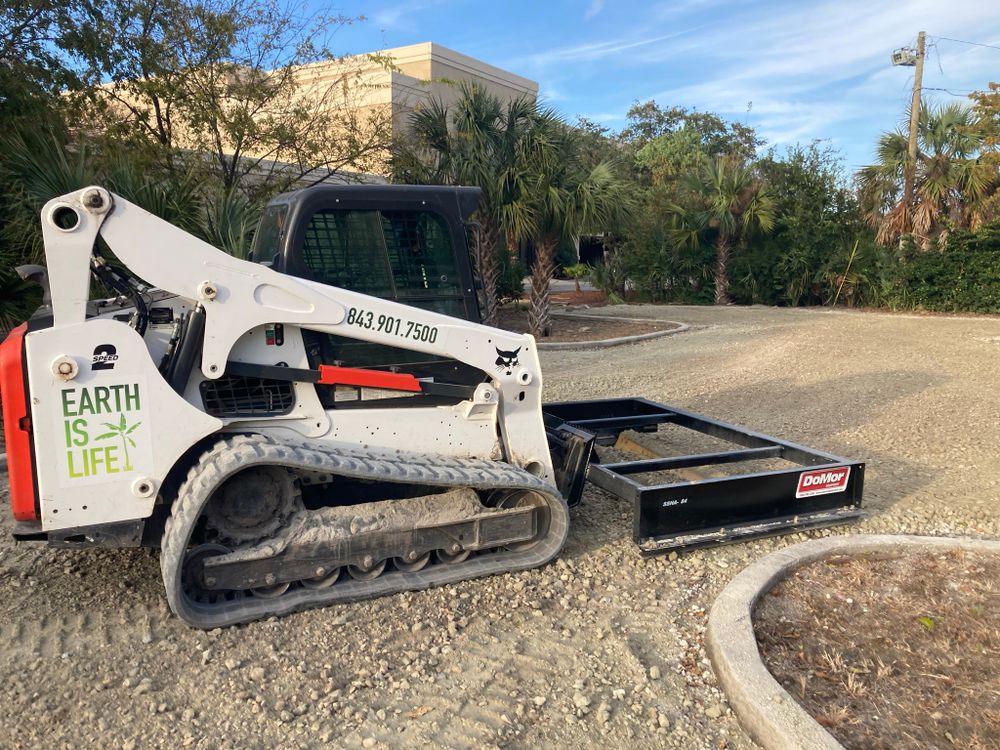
[902,31,926,213]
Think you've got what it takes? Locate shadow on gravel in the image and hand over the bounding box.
[561,487,633,558]
[696,368,946,515]
[698,369,946,443]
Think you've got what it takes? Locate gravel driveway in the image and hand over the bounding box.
[2,305,998,749]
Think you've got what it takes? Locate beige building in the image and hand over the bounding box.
[351,41,537,126]
[95,42,536,182]
[289,42,538,177]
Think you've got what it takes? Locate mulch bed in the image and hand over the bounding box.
[548,289,607,306]
[495,303,678,343]
[754,549,1000,750]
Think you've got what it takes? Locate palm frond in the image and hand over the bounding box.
[200,188,262,258]
[861,100,994,246]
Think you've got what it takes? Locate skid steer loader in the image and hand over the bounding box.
[0,185,864,628]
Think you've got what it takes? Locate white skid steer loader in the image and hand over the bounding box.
[0,186,863,628]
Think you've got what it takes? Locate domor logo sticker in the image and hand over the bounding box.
[57,378,153,487]
[795,467,850,499]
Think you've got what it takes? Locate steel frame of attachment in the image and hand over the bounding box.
[542,398,864,553]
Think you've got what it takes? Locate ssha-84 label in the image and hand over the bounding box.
[345,307,439,344]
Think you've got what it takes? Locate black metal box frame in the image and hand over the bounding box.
[543,398,864,553]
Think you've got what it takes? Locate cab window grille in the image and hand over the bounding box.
[301,210,393,295]
[300,208,467,367]
[380,211,461,298]
[200,376,296,418]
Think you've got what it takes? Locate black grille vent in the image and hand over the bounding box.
[200,376,296,418]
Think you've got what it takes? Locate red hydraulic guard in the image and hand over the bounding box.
[317,365,422,392]
[0,324,38,521]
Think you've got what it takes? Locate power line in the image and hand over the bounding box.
[922,86,975,96]
[934,35,1000,52]
[927,40,944,75]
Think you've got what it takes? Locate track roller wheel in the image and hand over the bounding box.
[348,557,387,580]
[435,547,471,564]
[393,552,431,573]
[251,581,290,599]
[301,567,342,589]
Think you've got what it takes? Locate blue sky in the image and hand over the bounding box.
[330,0,1000,171]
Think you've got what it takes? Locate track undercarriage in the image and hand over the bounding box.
[161,434,569,628]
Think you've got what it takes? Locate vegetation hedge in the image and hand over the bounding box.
[900,224,1000,313]
[589,220,1000,315]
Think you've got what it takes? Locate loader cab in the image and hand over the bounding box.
[250,184,483,383]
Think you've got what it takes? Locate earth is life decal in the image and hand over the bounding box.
[57,379,153,487]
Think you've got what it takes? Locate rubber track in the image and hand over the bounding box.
[161,434,569,629]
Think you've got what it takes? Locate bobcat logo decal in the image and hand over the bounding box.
[495,347,521,375]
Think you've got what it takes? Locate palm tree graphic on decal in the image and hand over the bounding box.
[95,414,142,471]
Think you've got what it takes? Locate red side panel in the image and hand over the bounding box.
[0,323,38,521]
[317,365,422,392]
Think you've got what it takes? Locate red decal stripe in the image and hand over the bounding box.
[0,323,38,521]
[317,365,422,392]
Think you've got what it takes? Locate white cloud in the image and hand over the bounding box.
[372,1,436,30]
[652,0,727,21]
[578,111,627,122]
[539,84,569,101]
[619,0,1000,160]
[510,27,708,68]
[585,0,605,21]
[485,0,999,165]
[372,6,406,28]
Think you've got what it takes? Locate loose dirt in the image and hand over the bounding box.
[754,549,1000,750]
[2,304,999,749]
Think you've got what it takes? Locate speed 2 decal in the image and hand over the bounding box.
[91,344,119,371]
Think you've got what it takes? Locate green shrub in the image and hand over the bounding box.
[617,201,714,304]
[496,247,526,303]
[563,263,589,292]
[897,224,1000,313]
[588,254,628,304]
[555,237,579,273]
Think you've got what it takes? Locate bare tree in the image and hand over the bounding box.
[83,0,393,192]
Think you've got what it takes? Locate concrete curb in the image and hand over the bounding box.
[707,534,1000,750]
[537,313,690,350]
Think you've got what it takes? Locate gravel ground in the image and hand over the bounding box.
[2,304,999,750]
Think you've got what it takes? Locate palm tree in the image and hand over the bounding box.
[392,84,562,325]
[0,269,41,336]
[521,126,632,337]
[0,127,263,329]
[0,128,245,256]
[670,155,774,304]
[858,101,996,246]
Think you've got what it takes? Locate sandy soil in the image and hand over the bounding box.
[2,304,999,749]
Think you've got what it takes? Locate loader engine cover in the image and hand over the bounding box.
[23,320,219,529]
